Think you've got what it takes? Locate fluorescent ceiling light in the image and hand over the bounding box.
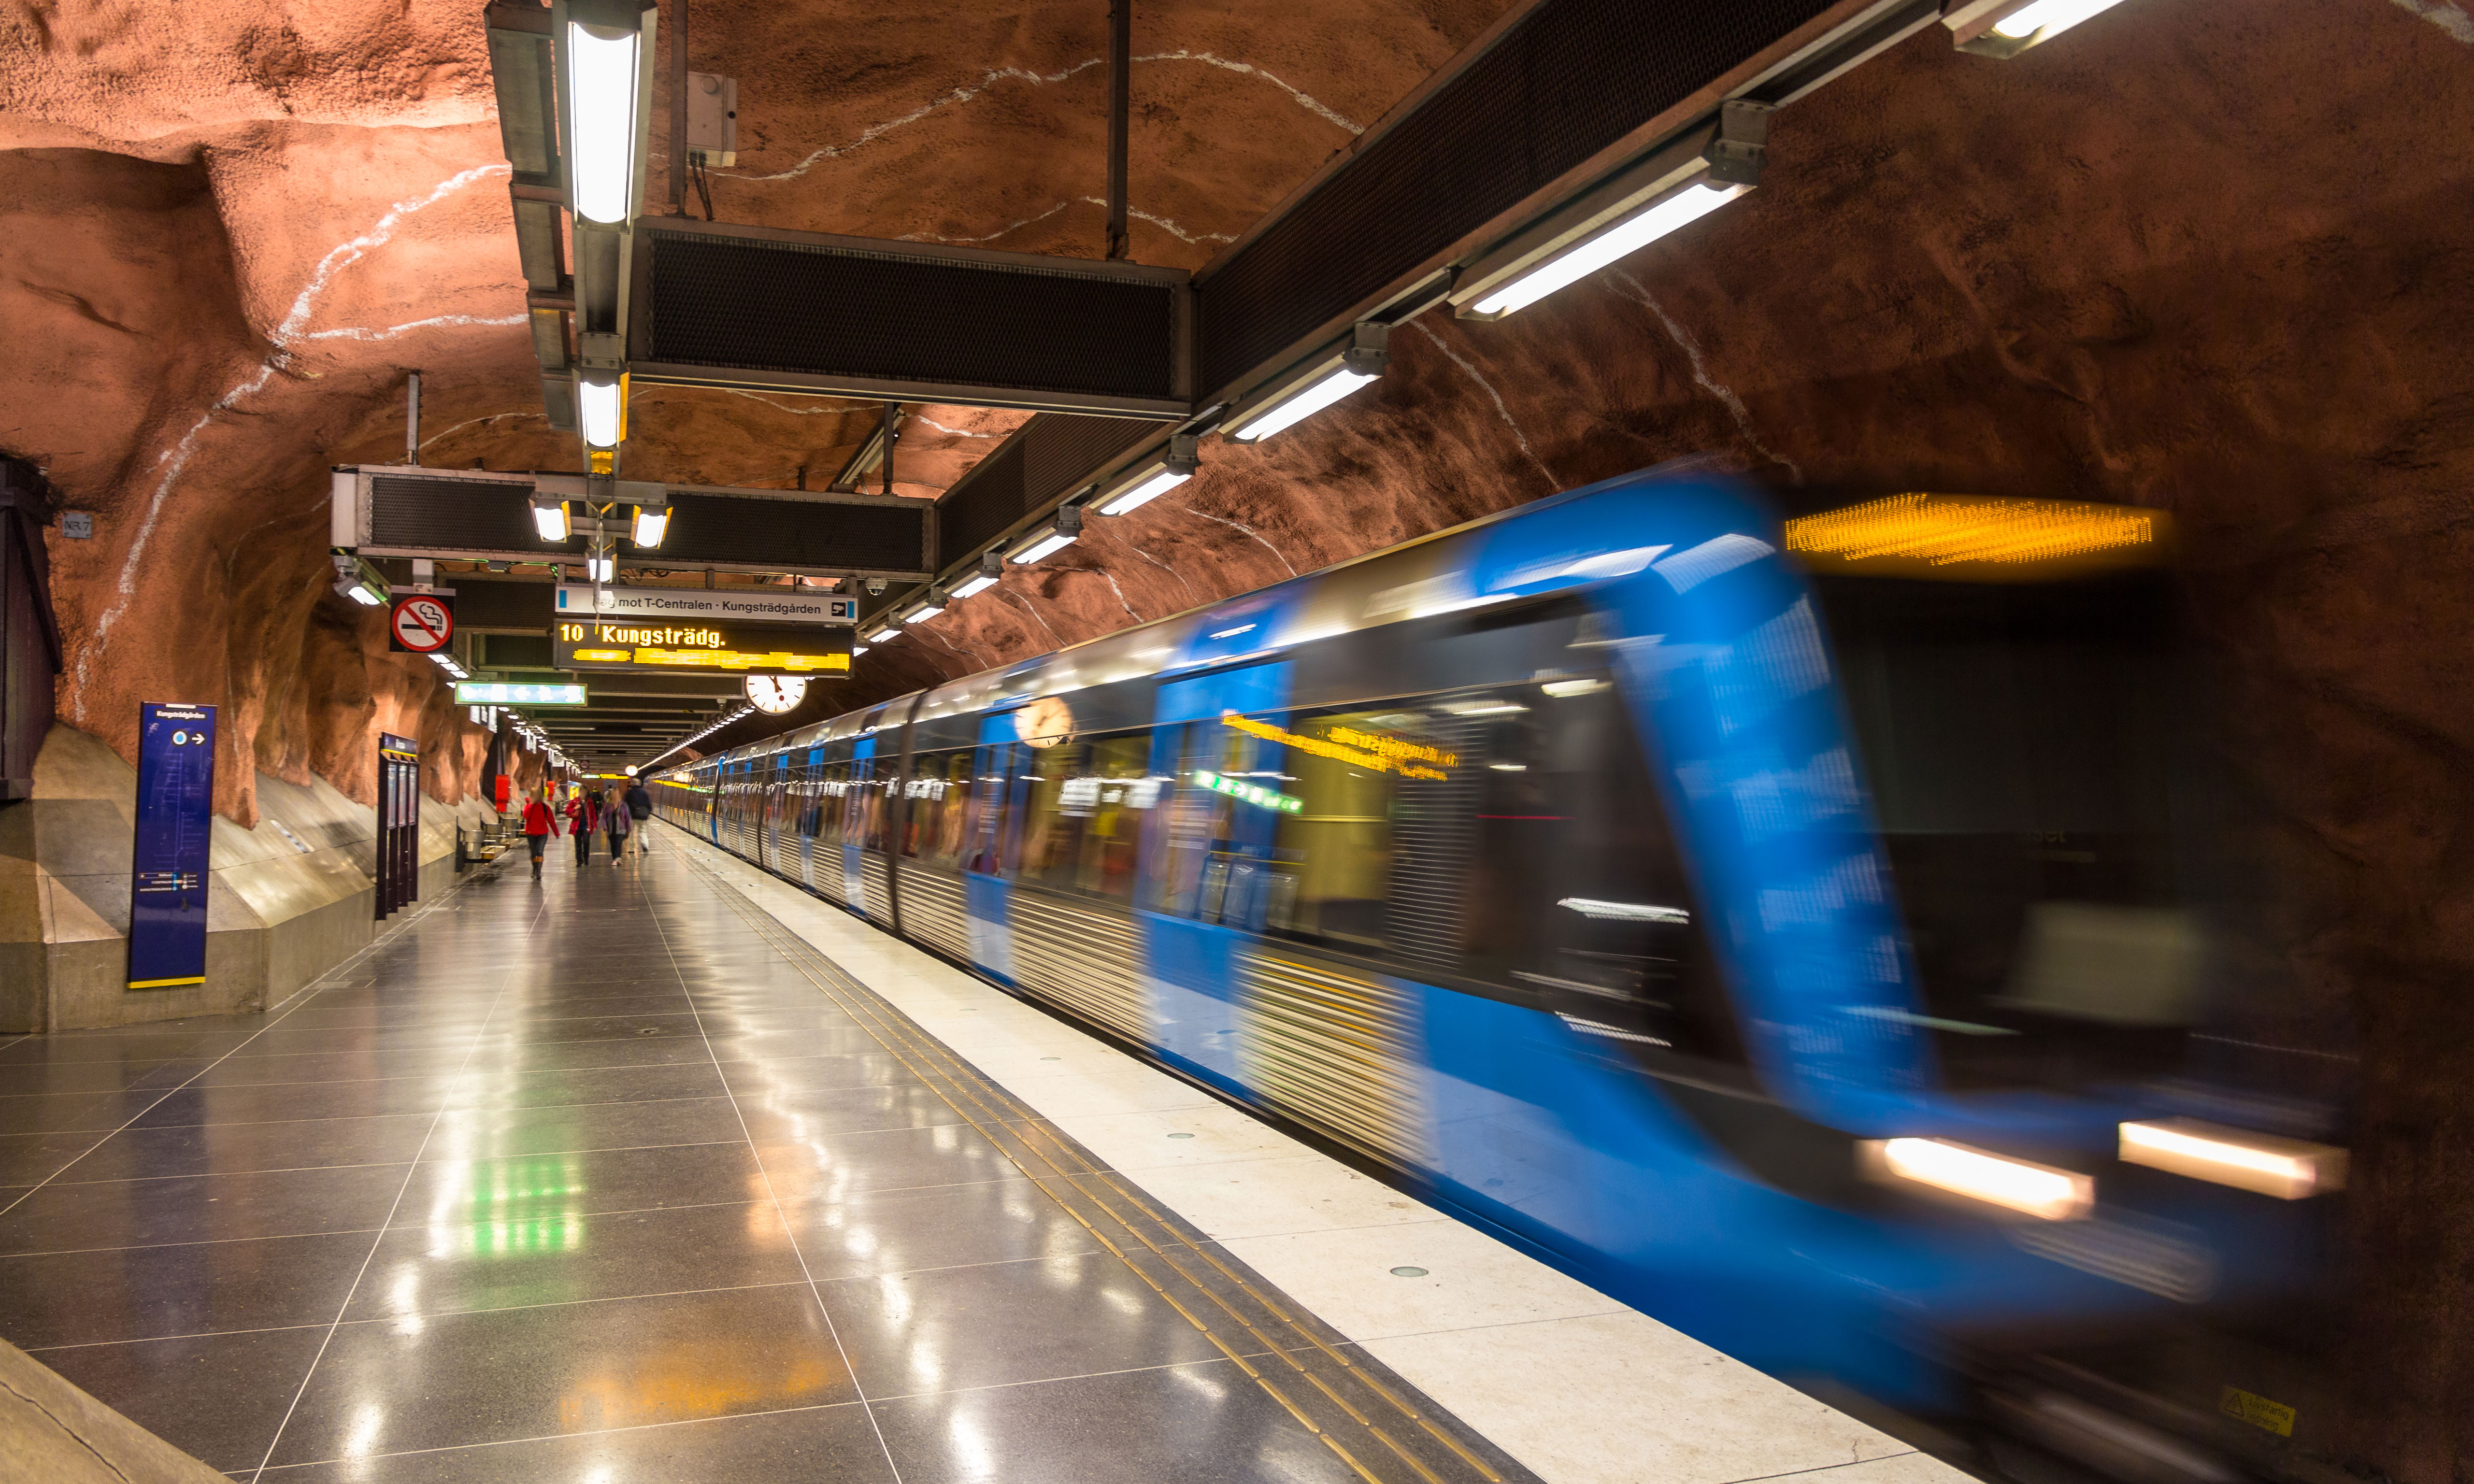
[566,20,643,225]
[1096,466,1189,515]
[1010,507,1084,565]
[1226,324,1388,444]
[864,625,898,644]
[1229,367,1377,443]
[630,503,668,547]
[587,554,615,582]
[1473,181,1744,317]
[2118,1118,2346,1200]
[1867,1137,2094,1221]
[343,580,385,606]
[903,595,947,623]
[1995,0,2125,39]
[531,496,571,542]
[1094,437,1201,515]
[578,377,623,448]
[952,568,1000,599]
[1943,0,2130,54]
[850,642,870,656]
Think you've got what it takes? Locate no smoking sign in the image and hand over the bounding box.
[387,594,456,654]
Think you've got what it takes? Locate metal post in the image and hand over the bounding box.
[669,0,689,212]
[881,401,896,497]
[405,371,422,465]
[1106,0,1131,260]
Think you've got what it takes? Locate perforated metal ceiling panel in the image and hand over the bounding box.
[640,230,1182,404]
[369,475,552,554]
[935,414,1160,562]
[659,492,927,574]
[1194,0,1840,398]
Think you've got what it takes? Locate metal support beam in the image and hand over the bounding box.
[880,401,896,497]
[828,405,904,493]
[668,0,688,213]
[404,371,422,466]
[1106,0,1130,261]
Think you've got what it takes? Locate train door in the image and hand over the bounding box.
[959,714,1020,981]
[1135,663,1292,1090]
[798,746,824,889]
[844,737,875,913]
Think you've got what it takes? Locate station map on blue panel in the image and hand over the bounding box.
[129,702,217,989]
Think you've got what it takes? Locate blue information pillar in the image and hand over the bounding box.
[129,702,216,989]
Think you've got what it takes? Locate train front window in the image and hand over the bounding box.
[1813,571,2197,1092]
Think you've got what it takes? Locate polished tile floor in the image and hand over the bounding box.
[0,842,1502,1482]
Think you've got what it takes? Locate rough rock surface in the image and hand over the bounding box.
[2,0,2471,1476]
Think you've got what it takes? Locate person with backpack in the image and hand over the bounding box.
[624,778,654,856]
[520,785,561,882]
[563,788,599,866]
[603,784,633,863]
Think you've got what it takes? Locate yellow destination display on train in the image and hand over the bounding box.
[553,618,853,676]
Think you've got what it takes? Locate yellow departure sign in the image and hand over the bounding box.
[554,619,852,676]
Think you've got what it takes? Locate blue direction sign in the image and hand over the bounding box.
[129,702,217,989]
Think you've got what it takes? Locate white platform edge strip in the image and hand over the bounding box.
[664,825,1968,1484]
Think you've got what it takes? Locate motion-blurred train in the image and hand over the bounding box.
[655,468,2345,1477]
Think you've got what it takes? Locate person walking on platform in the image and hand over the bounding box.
[624,778,654,856]
[521,786,560,882]
[603,786,633,863]
[564,789,599,866]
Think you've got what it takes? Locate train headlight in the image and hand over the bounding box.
[1863,1137,2094,1221]
[2117,1119,2346,1199]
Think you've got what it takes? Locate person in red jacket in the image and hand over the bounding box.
[521,785,561,881]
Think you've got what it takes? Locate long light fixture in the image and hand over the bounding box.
[1223,324,1387,443]
[2118,1119,2347,1200]
[330,552,387,606]
[627,485,669,547]
[1453,104,1767,322]
[1010,505,1085,564]
[530,494,572,543]
[1941,0,2131,56]
[1864,1137,2094,1221]
[903,590,949,623]
[564,5,651,225]
[863,624,899,644]
[1479,182,1741,318]
[951,553,1003,599]
[1093,434,1201,515]
[578,372,625,450]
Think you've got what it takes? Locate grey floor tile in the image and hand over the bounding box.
[822,1250,1224,1397]
[256,1402,894,1481]
[32,1323,330,1473]
[268,1284,856,1464]
[873,1361,1352,1484]
[0,1163,413,1254]
[0,1228,376,1347]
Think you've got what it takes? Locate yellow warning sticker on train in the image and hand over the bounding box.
[2218,1385,2295,1437]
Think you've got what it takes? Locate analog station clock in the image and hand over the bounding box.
[1015,695,1073,748]
[744,675,808,714]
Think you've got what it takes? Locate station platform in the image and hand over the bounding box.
[0,823,1968,1484]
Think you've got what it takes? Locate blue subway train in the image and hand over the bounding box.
[654,468,2341,1466]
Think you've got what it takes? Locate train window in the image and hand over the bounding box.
[1150,718,1280,925]
[1814,572,2193,1091]
[903,750,974,868]
[1252,707,1443,951]
[1450,677,1743,1063]
[1010,731,1152,900]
